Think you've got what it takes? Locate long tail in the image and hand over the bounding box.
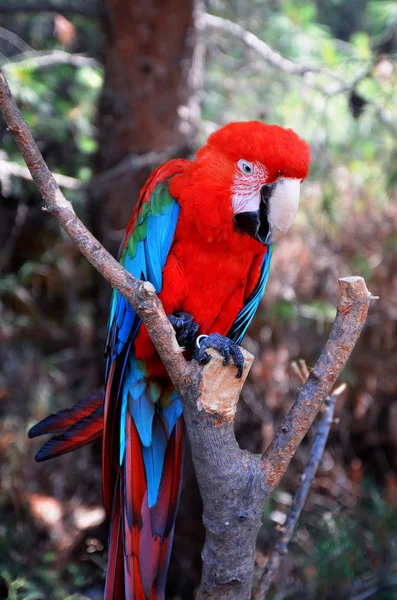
[28,391,103,461]
[104,416,185,600]
[28,374,185,598]
[103,362,185,600]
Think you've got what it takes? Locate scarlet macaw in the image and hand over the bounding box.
[29,121,310,599]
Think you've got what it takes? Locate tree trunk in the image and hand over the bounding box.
[90,0,203,266]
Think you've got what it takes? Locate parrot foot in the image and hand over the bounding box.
[193,332,244,379]
[169,311,200,348]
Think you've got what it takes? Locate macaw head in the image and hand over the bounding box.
[194,121,310,245]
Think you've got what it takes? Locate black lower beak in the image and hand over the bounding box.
[234,183,275,245]
[234,210,260,240]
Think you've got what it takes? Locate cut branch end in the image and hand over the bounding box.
[197,347,254,420]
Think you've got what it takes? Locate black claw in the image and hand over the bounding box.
[193,333,244,378]
[168,311,200,348]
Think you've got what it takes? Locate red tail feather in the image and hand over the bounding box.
[104,475,125,599]
[28,391,103,439]
[33,407,103,462]
[104,413,185,599]
[103,361,118,517]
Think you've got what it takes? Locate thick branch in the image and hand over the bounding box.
[263,276,372,495]
[0,69,190,391]
[181,349,266,600]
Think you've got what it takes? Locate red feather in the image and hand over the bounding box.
[33,406,103,462]
[102,360,118,517]
[28,391,103,439]
[122,415,146,599]
[150,417,185,595]
[104,475,125,600]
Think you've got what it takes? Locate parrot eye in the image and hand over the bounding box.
[238,159,254,175]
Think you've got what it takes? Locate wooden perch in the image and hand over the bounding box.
[0,69,374,600]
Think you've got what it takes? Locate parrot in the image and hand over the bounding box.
[29,121,310,599]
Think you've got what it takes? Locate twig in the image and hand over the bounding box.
[0,157,82,190]
[253,378,347,599]
[1,49,100,70]
[0,1,100,18]
[204,13,368,96]
[204,14,322,77]
[0,196,28,271]
[349,579,397,600]
[89,145,190,194]
[0,26,33,54]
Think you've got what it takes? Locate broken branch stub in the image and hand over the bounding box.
[197,347,254,419]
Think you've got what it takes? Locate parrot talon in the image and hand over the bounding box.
[193,332,244,378]
[169,311,200,348]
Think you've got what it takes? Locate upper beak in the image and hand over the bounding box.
[261,178,300,245]
[233,178,300,245]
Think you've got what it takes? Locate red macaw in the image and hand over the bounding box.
[29,121,310,599]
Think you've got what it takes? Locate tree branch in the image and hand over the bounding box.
[0,156,82,190]
[204,14,371,97]
[0,1,100,18]
[204,14,320,76]
[0,147,190,193]
[262,276,373,496]
[0,68,189,391]
[1,49,100,70]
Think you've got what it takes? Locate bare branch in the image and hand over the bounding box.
[263,276,374,495]
[89,145,190,194]
[204,14,372,97]
[0,156,81,190]
[2,50,100,70]
[0,1,100,18]
[254,379,347,599]
[0,26,33,53]
[0,147,189,193]
[204,14,321,76]
[0,68,190,391]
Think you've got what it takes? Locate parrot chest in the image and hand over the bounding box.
[167,238,263,334]
[134,231,264,375]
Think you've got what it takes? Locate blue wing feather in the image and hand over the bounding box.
[228,245,273,344]
[105,181,182,508]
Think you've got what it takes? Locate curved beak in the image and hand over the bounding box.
[233,178,300,245]
[261,178,300,245]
